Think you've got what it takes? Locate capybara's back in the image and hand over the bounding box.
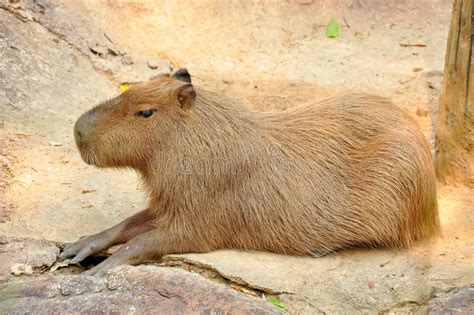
[265,93,440,254]
[72,73,440,261]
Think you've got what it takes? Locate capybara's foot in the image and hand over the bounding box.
[59,210,155,264]
[59,231,115,263]
[82,230,159,277]
[82,252,128,277]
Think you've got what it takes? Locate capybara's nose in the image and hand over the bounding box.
[74,114,92,145]
[75,129,83,141]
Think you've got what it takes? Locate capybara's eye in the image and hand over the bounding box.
[135,109,156,118]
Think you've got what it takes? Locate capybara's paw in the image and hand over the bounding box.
[82,231,158,276]
[59,233,112,263]
[82,253,127,277]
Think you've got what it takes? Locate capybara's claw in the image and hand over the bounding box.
[58,233,111,263]
[58,242,80,260]
[70,248,95,264]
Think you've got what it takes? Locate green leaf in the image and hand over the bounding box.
[325,18,339,38]
[266,295,288,312]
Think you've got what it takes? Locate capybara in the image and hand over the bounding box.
[61,68,439,275]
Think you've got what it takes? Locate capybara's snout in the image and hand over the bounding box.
[74,111,95,148]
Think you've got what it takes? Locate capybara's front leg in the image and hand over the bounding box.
[82,229,193,277]
[59,209,155,264]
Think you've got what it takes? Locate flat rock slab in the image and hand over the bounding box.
[0,236,472,314]
[0,237,283,314]
[1,267,283,314]
[0,236,59,283]
[427,286,474,314]
[167,248,473,314]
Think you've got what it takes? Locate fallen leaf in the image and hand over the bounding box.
[325,18,339,38]
[11,263,33,275]
[266,295,288,312]
[368,280,375,289]
[50,259,75,272]
[81,189,96,194]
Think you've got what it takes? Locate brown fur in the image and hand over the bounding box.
[74,72,440,258]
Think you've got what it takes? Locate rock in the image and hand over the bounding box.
[0,0,171,82]
[0,237,282,313]
[166,241,474,314]
[427,286,474,314]
[0,236,60,282]
[0,263,283,314]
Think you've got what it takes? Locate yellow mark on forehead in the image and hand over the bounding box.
[119,84,129,92]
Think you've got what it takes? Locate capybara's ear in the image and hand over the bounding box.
[171,68,192,83]
[176,83,196,110]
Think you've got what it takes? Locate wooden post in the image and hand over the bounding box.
[435,0,474,186]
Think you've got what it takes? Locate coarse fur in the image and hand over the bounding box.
[73,71,440,259]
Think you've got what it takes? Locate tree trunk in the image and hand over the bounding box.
[435,0,474,187]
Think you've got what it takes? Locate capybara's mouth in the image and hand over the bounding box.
[76,144,101,167]
[80,152,95,166]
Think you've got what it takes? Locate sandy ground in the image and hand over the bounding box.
[0,0,472,313]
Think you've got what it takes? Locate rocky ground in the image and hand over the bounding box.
[0,0,473,313]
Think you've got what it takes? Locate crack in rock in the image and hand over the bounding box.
[160,256,293,297]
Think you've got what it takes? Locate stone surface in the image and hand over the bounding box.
[0,269,282,314]
[0,0,172,83]
[427,286,474,314]
[0,236,282,312]
[0,236,59,283]
[0,236,471,314]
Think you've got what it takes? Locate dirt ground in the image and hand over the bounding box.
[0,0,473,313]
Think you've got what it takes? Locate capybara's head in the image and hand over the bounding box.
[74,69,196,169]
